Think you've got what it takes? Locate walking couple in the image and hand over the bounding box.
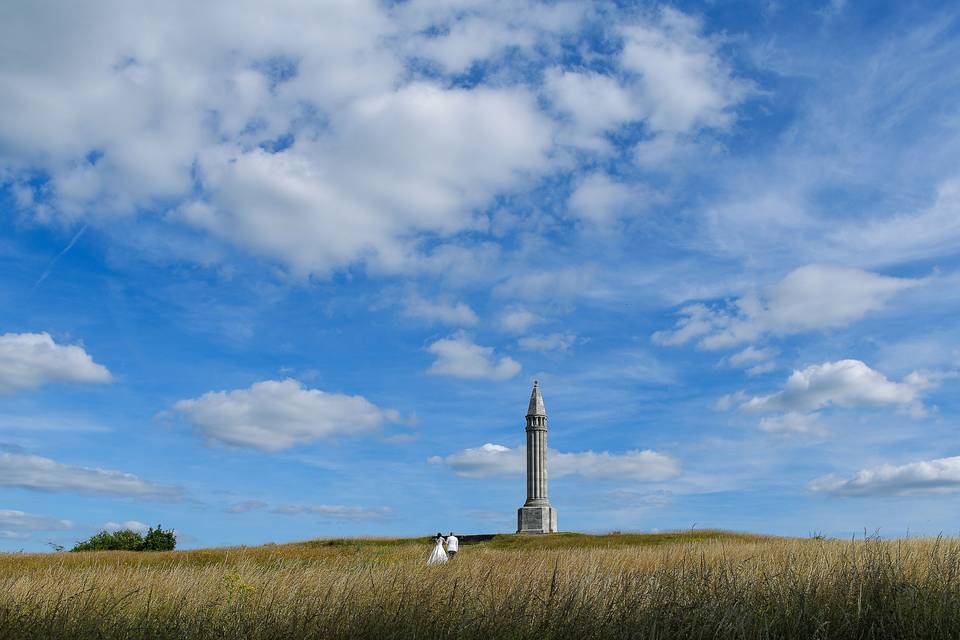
[427,532,458,565]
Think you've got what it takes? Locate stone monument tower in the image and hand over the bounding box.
[517,381,558,533]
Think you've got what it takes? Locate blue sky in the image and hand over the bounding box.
[2,0,960,551]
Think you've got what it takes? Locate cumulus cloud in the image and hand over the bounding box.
[1,2,558,276]
[184,83,553,275]
[810,456,960,497]
[740,360,925,415]
[272,504,391,520]
[0,332,111,393]
[653,265,920,349]
[518,332,578,353]
[400,296,478,326]
[426,333,521,381]
[174,379,398,452]
[0,452,181,499]
[619,8,750,134]
[428,443,680,482]
[1,1,749,280]
[545,7,748,149]
[429,443,525,477]
[398,1,583,75]
[545,70,639,150]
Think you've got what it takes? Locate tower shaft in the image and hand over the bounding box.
[525,415,548,505]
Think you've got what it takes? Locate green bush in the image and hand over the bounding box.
[71,525,176,552]
[141,525,176,551]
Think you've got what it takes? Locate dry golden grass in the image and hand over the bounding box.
[3,530,960,639]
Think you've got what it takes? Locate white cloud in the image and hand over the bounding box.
[103,520,150,534]
[494,268,596,301]
[429,443,680,482]
[568,173,644,225]
[426,333,521,381]
[653,265,920,349]
[273,504,391,520]
[740,360,925,415]
[725,345,778,376]
[597,489,672,508]
[401,296,478,326]
[0,332,111,393]
[757,412,823,435]
[0,2,748,280]
[184,83,554,275]
[174,379,398,452]
[518,332,577,353]
[0,509,72,533]
[498,308,541,334]
[409,16,535,75]
[2,2,559,277]
[429,443,524,477]
[728,346,778,367]
[713,390,747,412]
[544,69,639,149]
[553,449,680,482]
[619,8,750,134]
[0,531,28,540]
[226,500,268,514]
[828,177,960,267]
[652,303,717,347]
[398,1,584,75]
[0,413,108,433]
[746,362,778,376]
[0,452,181,499]
[544,7,748,149]
[810,456,960,497]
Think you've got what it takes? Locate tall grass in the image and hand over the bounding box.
[3,531,960,639]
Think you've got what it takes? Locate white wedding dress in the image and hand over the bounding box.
[427,537,448,565]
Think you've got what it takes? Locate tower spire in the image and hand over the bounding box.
[527,380,546,417]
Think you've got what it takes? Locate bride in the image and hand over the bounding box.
[427,532,448,565]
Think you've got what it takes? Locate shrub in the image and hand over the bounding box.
[71,529,144,552]
[141,525,176,551]
[71,525,176,552]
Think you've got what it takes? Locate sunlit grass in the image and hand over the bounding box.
[2,530,960,639]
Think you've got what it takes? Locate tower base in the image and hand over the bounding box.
[517,505,558,533]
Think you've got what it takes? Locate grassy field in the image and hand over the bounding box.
[3,529,960,639]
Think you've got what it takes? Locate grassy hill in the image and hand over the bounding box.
[3,529,960,639]
[305,528,773,549]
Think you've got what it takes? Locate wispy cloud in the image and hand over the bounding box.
[811,456,960,497]
[272,504,392,520]
[0,452,181,499]
[429,443,680,482]
[654,265,920,350]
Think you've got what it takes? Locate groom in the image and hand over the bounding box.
[445,532,459,558]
